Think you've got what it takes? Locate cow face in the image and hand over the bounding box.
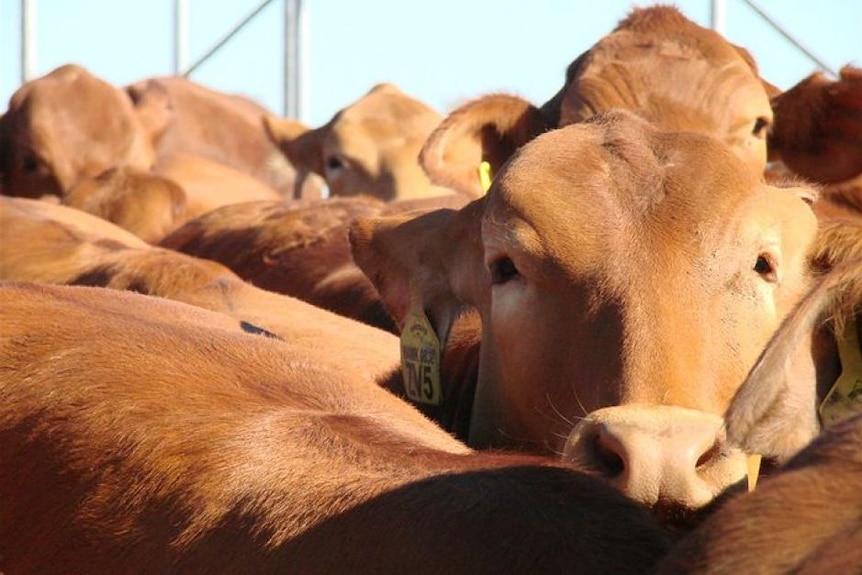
[352,110,818,513]
[265,83,455,202]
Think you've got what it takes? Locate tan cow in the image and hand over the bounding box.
[658,258,862,574]
[350,110,819,518]
[0,282,672,574]
[264,83,465,202]
[420,5,773,196]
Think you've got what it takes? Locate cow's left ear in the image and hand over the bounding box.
[125,80,173,147]
[420,94,550,197]
[350,200,486,345]
[263,115,325,177]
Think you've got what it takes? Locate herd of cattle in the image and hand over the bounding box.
[0,4,861,574]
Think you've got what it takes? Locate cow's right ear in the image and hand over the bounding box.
[724,260,860,463]
[263,115,325,176]
[420,94,550,197]
[349,200,486,345]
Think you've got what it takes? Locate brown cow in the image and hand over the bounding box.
[0,281,672,574]
[0,64,157,199]
[0,64,304,218]
[126,75,323,201]
[0,197,401,384]
[264,83,465,202]
[657,258,862,574]
[159,194,471,332]
[350,110,819,519]
[420,5,772,196]
[63,166,188,243]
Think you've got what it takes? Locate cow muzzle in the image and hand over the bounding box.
[562,405,748,514]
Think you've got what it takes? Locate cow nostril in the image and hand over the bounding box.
[592,433,625,477]
[695,441,721,470]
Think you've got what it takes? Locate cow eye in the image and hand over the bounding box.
[489,257,519,285]
[752,117,770,139]
[325,155,345,174]
[753,253,777,282]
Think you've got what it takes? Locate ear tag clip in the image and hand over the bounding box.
[478,161,492,194]
[400,295,442,405]
[818,316,862,427]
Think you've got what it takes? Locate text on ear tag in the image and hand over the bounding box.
[400,303,442,405]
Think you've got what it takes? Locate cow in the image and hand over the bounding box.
[0,64,307,218]
[0,281,672,574]
[657,257,862,574]
[126,75,323,201]
[264,83,467,202]
[0,196,402,384]
[419,5,773,197]
[159,194,471,332]
[63,166,188,243]
[0,64,157,199]
[349,109,820,520]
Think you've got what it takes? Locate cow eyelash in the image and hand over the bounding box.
[489,256,519,285]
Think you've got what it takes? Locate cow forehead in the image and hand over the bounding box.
[482,117,790,272]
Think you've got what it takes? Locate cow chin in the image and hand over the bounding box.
[561,404,750,526]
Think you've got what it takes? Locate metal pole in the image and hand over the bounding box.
[21,0,37,83]
[710,0,726,35]
[298,0,309,122]
[284,0,299,118]
[739,0,838,76]
[181,0,277,78]
[174,0,189,74]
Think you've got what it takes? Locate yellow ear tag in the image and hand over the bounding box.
[400,298,442,405]
[746,454,762,492]
[818,316,862,427]
[478,161,492,194]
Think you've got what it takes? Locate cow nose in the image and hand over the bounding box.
[563,405,748,510]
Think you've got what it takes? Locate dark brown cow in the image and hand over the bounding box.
[63,166,188,243]
[264,83,466,202]
[658,258,862,574]
[350,110,819,517]
[420,5,772,197]
[159,194,471,332]
[0,281,671,574]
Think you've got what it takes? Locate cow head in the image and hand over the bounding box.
[419,6,773,197]
[0,64,160,199]
[264,83,455,202]
[351,110,818,515]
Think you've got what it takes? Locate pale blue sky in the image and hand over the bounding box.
[1,1,860,126]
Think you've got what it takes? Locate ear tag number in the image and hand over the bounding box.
[400,300,442,405]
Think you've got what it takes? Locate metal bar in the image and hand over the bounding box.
[297,0,309,122]
[284,0,298,118]
[21,0,37,82]
[739,0,838,76]
[174,0,189,74]
[182,0,277,78]
[710,0,726,35]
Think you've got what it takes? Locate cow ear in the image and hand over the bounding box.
[126,80,173,147]
[263,115,325,176]
[349,200,485,345]
[420,94,550,197]
[724,261,859,462]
